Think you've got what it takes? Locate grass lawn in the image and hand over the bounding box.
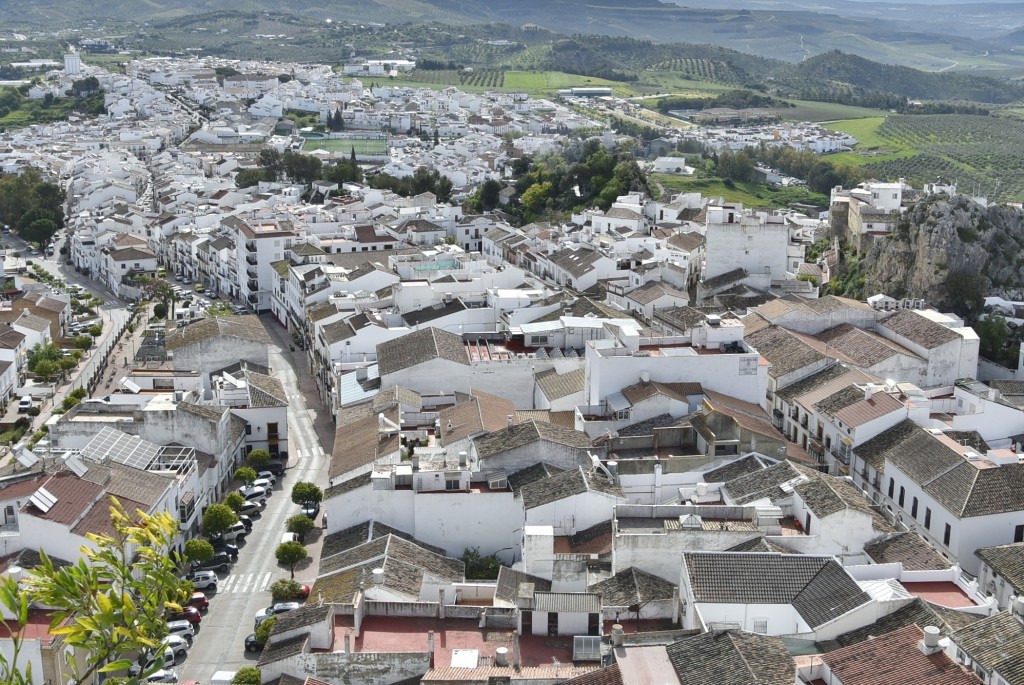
[504,71,637,96]
[821,116,918,166]
[652,173,828,209]
[303,138,388,155]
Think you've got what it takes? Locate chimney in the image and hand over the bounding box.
[372,567,384,585]
[343,635,350,653]
[917,626,942,655]
[459,451,467,467]
[427,631,435,668]
[495,647,509,667]
[640,371,650,383]
[507,414,514,428]
[607,461,618,478]
[610,624,625,647]
[988,387,999,402]
[864,383,877,400]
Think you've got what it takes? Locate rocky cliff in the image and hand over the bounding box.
[855,194,1024,315]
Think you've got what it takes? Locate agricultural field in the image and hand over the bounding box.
[504,71,637,96]
[828,114,1024,200]
[647,58,743,84]
[460,68,505,89]
[302,138,388,155]
[652,174,829,209]
[776,99,893,123]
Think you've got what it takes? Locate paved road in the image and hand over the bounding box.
[178,319,332,681]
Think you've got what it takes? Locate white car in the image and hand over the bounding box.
[256,471,277,485]
[161,634,190,659]
[128,646,175,675]
[165,620,194,642]
[144,669,178,683]
[239,485,267,503]
[254,601,301,627]
[251,477,274,493]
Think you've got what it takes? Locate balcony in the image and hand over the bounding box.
[246,254,258,266]
[800,414,808,429]
[831,447,851,465]
[248,278,259,290]
[245,240,257,253]
[247,292,259,304]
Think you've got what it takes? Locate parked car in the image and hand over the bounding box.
[256,471,277,486]
[245,633,264,653]
[185,591,209,612]
[166,606,201,625]
[165,620,194,643]
[264,460,286,476]
[300,502,320,520]
[237,514,253,532]
[129,646,175,675]
[143,669,178,683]
[251,477,274,493]
[211,542,239,561]
[237,501,263,518]
[254,602,301,628]
[186,571,218,591]
[239,485,268,504]
[160,634,190,659]
[209,522,248,543]
[280,532,299,545]
[195,551,233,573]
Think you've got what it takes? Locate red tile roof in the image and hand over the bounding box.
[22,472,104,525]
[822,624,981,685]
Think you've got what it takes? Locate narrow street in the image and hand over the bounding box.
[178,318,333,682]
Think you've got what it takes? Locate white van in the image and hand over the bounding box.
[17,396,32,413]
[280,532,299,545]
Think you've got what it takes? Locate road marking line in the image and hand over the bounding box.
[258,572,272,592]
[219,576,235,594]
[238,573,254,593]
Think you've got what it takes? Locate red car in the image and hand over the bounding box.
[186,591,209,612]
[167,605,202,624]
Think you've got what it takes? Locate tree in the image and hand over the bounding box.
[232,666,262,685]
[460,547,503,580]
[258,149,284,181]
[58,357,78,375]
[153,302,167,319]
[33,359,58,382]
[23,498,191,684]
[224,492,245,512]
[247,449,271,470]
[87,324,102,337]
[479,179,501,211]
[184,538,215,566]
[520,181,552,215]
[201,503,238,538]
[286,514,315,542]
[234,466,258,486]
[977,315,1009,360]
[0,575,33,684]
[73,335,93,350]
[26,343,61,372]
[270,578,304,602]
[291,481,323,507]
[276,541,307,578]
[254,615,277,645]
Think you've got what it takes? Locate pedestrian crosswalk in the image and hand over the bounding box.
[216,572,273,595]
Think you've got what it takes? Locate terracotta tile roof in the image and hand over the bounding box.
[975,542,1024,595]
[703,389,785,442]
[865,532,952,571]
[703,454,770,483]
[372,385,422,411]
[725,536,798,554]
[257,634,307,667]
[473,420,593,459]
[439,389,517,446]
[560,664,622,685]
[329,406,402,481]
[165,314,271,350]
[951,609,1024,685]
[22,472,104,525]
[495,566,552,606]
[589,567,676,607]
[666,630,794,685]
[683,552,871,629]
[823,624,982,685]
[519,466,624,509]
[816,323,922,367]
[245,369,288,408]
[880,310,960,349]
[377,327,469,376]
[507,462,566,493]
[722,459,802,505]
[746,324,829,379]
[827,597,980,649]
[534,367,585,401]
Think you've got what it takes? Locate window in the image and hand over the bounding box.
[752,618,768,634]
[898,486,905,507]
[924,507,931,530]
[445,477,460,491]
[943,523,951,546]
[911,497,919,519]
[887,478,894,498]
[245,424,252,435]
[1016,524,1024,543]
